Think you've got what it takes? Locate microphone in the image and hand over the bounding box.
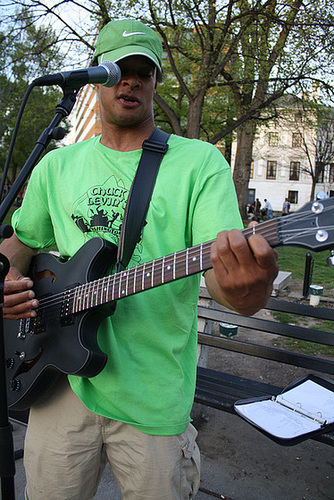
[33,61,121,89]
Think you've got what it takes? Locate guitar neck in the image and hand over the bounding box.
[71,219,280,314]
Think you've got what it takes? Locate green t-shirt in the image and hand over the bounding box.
[12,134,242,435]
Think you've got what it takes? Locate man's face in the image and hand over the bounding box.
[97,55,158,128]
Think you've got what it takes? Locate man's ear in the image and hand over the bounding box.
[154,68,158,92]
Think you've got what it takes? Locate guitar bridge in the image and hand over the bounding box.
[17,306,46,338]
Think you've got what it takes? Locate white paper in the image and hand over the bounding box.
[235,379,334,440]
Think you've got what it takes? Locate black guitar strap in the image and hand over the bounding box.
[116,127,170,271]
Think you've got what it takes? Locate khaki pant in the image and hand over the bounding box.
[24,377,200,500]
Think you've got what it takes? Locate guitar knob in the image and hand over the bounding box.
[9,379,21,391]
[5,357,15,369]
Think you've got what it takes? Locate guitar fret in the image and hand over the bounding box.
[155,258,163,287]
[95,280,100,306]
[88,282,92,308]
[111,274,116,301]
[143,262,152,290]
[173,253,176,280]
[84,283,89,309]
[101,277,107,305]
[119,271,127,298]
[164,255,173,283]
[125,270,129,296]
[142,263,146,290]
[126,268,133,295]
[79,284,84,310]
[162,256,165,284]
[118,272,122,299]
[186,248,189,276]
[93,281,98,307]
[99,280,103,304]
[133,267,137,294]
[85,282,90,309]
[82,283,88,310]
[106,276,111,303]
[151,260,155,288]
[200,243,203,270]
[79,285,84,312]
[72,286,79,313]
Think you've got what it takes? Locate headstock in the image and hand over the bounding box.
[276,198,334,252]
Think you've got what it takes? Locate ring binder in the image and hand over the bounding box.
[273,394,326,426]
[234,374,334,445]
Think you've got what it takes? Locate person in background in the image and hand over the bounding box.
[282,197,290,215]
[263,198,273,219]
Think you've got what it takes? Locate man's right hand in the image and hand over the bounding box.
[3,267,38,320]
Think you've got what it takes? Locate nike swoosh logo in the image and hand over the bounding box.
[122,31,146,37]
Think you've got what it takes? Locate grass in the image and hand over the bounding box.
[273,309,334,353]
[277,245,333,290]
[273,246,334,355]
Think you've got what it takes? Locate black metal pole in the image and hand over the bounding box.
[0,246,16,500]
[0,87,78,499]
[303,251,314,298]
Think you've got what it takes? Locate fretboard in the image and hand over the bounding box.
[71,218,279,314]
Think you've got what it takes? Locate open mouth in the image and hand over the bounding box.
[119,94,139,104]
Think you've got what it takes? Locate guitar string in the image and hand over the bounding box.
[30,209,332,321]
[32,215,332,320]
[33,218,330,319]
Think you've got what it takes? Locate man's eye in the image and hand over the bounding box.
[139,71,153,78]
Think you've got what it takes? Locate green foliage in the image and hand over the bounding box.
[0,19,71,187]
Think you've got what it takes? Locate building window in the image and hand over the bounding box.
[329,163,334,183]
[289,162,300,181]
[292,132,302,148]
[249,161,254,179]
[288,190,298,204]
[268,132,278,147]
[266,161,277,179]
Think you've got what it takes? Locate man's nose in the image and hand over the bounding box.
[121,73,141,88]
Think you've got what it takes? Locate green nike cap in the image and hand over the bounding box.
[94,20,163,78]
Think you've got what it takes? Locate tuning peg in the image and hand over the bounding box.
[327,249,334,267]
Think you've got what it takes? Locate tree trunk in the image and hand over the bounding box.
[310,176,316,201]
[186,91,206,138]
[232,120,257,219]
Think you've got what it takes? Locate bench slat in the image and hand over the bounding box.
[197,332,334,374]
[197,306,334,346]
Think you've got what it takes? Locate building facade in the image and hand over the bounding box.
[231,98,334,213]
[70,84,101,143]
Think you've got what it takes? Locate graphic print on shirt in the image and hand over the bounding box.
[71,175,143,263]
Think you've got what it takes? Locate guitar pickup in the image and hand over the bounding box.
[60,287,75,325]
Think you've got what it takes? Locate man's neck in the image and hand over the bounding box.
[100,120,156,152]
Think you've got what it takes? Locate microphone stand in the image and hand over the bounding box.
[0,87,78,500]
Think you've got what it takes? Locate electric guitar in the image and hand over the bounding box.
[4,198,334,410]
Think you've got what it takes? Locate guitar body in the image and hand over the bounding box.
[4,237,117,410]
